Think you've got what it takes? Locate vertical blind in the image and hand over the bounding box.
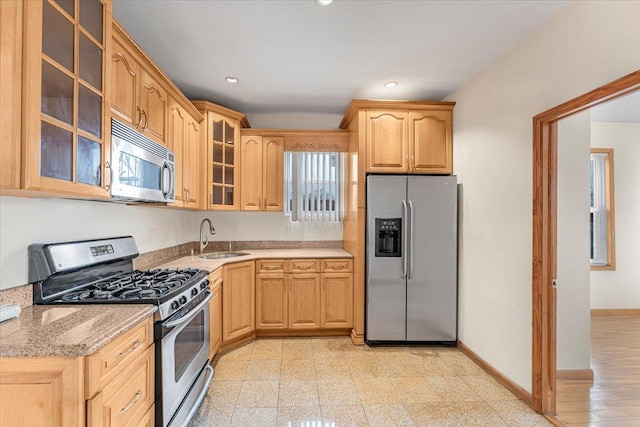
[284,152,344,222]
[590,152,608,265]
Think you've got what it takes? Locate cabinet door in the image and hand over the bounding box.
[167,100,186,204]
[365,111,408,172]
[185,117,202,208]
[208,112,239,209]
[409,110,452,174]
[111,38,141,129]
[288,273,321,329]
[256,274,288,329]
[209,279,222,358]
[240,136,263,210]
[262,136,284,211]
[222,261,255,341]
[321,273,353,328]
[0,357,83,427]
[139,70,167,144]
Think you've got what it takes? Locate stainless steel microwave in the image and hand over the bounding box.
[110,119,175,203]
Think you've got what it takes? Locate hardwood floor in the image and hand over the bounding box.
[556,314,640,426]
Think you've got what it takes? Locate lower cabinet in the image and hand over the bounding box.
[321,273,354,328]
[222,260,255,342]
[209,269,223,358]
[256,273,288,329]
[289,273,321,329]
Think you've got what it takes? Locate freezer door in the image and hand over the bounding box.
[366,175,407,341]
[406,176,457,342]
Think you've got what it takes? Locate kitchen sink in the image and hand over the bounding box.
[199,251,250,259]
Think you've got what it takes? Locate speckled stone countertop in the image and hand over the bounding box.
[0,304,157,357]
[157,248,353,273]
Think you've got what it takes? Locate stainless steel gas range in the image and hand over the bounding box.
[29,236,213,427]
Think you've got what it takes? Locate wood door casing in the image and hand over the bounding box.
[321,273,353,328]
[222,261,255,341]
[262,136,284,211]
[111,39,140,128]
[366,111,408,172]
[240,136,263,210]
[288,273,321,329]
[410,110,452,174]
[256,274,288,329]
[139,70,166,145]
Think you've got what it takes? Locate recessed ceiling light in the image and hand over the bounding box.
[384,81,398,88]
[316,0,333,6]
[225,76,239,84]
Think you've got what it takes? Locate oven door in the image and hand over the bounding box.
[158,291,211,427]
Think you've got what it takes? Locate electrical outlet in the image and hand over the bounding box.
[148,229,155,243]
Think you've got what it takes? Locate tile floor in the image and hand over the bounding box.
[190,337,552,427]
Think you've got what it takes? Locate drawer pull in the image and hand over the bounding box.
[264,265,279,270]
[328,264,345,270]
[117,339,141,358]
[120,390,142,413]
[297,265,311,270]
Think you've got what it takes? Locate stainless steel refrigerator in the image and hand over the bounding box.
[366,175,457,344]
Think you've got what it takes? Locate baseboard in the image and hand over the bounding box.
[544,414,566,427]
[591,308,640,315]
[350,329,365,345]
[256,329,351,338]
[556,369,594,382]
[457,340,532,406]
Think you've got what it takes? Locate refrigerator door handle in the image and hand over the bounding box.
[402,199,408,279]
[408,200,414,280]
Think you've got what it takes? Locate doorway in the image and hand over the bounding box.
[530,70,640,415]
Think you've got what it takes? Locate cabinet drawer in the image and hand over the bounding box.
[85,317,154,399]
[257,259,286,273]
[321,259,353,272]
[209,268,223,285]
[135,404,154,427]
[88,345,154,427]
[289,259,319,273]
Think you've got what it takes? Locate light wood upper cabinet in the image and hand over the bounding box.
[366,111,408,172]
[209,270,223,359]
[168,98,202,208]
[409,110,452,174]
[240,135,284,211]
[111,38,140,128]
[138,70,167,143]
[321,273,353,328]
[168,100,186,204]
[185,116,202,207]
[288,273,321,329]
[222,260,255,341]
[256,274,288,329]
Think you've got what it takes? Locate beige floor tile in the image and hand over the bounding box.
[281,339,314,360]
[244,360,282,381]
[190,407,231,427]
[427,376,483,402]
[450,401,509,426]
[217,342,254,361]
[363,403,416,426]
[347,358,389,379]
[353,378,401,404]
[276,406,322,426]
[213,360,249,381]
[236,380,280,408]
[203,380,242,416]
[488,400,553,426]
[461,374,519,401]
[390,377,443,404]
[278,380,319,407]
[405,347,439,358]
[321,405,369,426]
[372,345,407,353]
[230,407,277,427]
[314,357,352,379]
[410,354,457,377]
[437,349,485,375]
[317,379,361,406]
[312,338,347,359]
[281,359,316,380]
[376,353,424,378]
[251,339,284,360]
[405,402,461,427]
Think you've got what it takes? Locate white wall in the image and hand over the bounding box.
[590,122,640,308]
[557,111,591,370]
[0,196,193,290]
[446,0,640,391]
[246,113,343,129]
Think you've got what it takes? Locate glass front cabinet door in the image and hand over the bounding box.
[207,112,240,210]
[22,0,112,198]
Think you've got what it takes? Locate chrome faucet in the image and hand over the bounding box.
[228,241,233,252]
[199,219,216,254]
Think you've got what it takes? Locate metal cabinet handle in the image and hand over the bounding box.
[117,339,141,358]
[140,110,148,132]
[135,106,141,128]
[258,198,262,210]
[410,155,415,172]
[104,161,112,191]
[120,390,142,413]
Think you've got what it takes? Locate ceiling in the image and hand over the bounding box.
[113,0,568,115]
[591,91,640,123]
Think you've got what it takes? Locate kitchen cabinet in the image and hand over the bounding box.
[16,0,112,198]
[321,273,353,328]
[288,273,321,329]
[209,269,223,359]
[364,107,453,174]
[168,98,202,208]
[192,101,249,210]
[222,260,255,341]
[256,273,288,329]
[111,23,167,146]
[240,135,284,211]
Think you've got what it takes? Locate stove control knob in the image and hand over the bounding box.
[171,301,179,310]
[200,281,207,290]
[191,288,198,296]
[179,296,187,305]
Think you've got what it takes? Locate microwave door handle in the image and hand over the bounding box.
[161,161,172,199]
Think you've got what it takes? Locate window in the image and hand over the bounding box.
[590,148,615,269]
[284,152,344,222]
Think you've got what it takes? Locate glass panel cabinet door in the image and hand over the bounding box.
[24,0,110,197]
[208,112,238,209]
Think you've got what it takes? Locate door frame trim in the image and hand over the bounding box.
[531,69,640,414]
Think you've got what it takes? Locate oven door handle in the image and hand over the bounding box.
[164,291,212,329]
[176,364,214,427]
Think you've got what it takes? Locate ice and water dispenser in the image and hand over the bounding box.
[374,218,402,257]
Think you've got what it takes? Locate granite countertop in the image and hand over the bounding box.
[0,304,157,357]
[158,248,353,273]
